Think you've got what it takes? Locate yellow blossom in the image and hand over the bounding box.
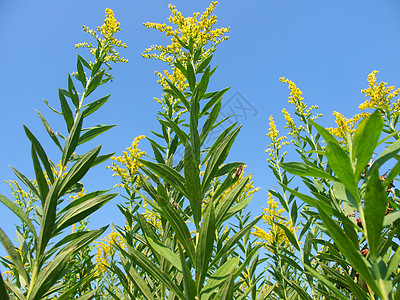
[142,2,229,115]
[75,8,127,66]
[108,135,146,189]
[253,192,298,252]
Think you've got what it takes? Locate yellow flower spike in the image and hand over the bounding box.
[76,8,127,67]
[143,2,229,115]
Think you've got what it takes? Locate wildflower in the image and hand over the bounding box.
[253,192,298,251]
[265,116,289,168]
[142,2,229,115]
[75,8,127,69]
[108,135,146,189]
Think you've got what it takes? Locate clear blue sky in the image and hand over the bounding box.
[1,0,399,258]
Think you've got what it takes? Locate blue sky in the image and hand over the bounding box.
[1,0,399,259]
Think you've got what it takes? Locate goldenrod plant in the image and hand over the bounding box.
[0,9,126,299]
[259,72,400,299]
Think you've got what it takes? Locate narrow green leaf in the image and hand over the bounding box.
[178,245,196,300]
[61,113,83,166]
[58,88,74,132]
[352,110,383,179]
[317,205,382,296]
[201,256,240,300]
[59,146,101,196]
[196,201,216,287]
[67,74,79,108]
[76,56,87,87]
[280,162,337,182]
[196,54,213,74]
[165,79,190,110]
[82,94,111,117]
[214,273,234,300]
[200,87,230,117]
[0,194,37,239]
[326,141,359,202]
[28,248,74,300]
[86,69,104,97]
[200,99,221,145]
[78,124,115,145]
[159,117,189,145]
[364,167,387,259]
[202,126,241,193]
[0,228,29,286]
[370,138,400,175]
[55,193,116,233]
[36,110,63,151]
[0,273,10,300]
[186,59,196,91]
[274,222,300,251]
[383,210,400,227]
[3,281,25,300]
[30,145,49,201]
[184,141,201,227]
[10,167,40,202]
[139,160,186,197]
[117,244,185,300]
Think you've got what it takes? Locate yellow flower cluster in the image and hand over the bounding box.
[108,135,146,189]
[93,226,125,275]
[326,111,369,144]
[143,2,229,63]
[142,2,229,114]
[359,70,400,112]
[75,8,127,65]
[265,116,289,167]
[253,192,298,251]
[202,165,260,209]
[280,77,321,121]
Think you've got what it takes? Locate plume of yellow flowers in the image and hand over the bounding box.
[75,8,127,65]
[142,2,229,114]
[359,70,400,112]
[108,135,146,189]
[93,225,125,276]
[265,116,289,168]
[253,192,298,251]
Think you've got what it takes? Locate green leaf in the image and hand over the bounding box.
[59,146,101,196]
[82,94,111,117]
[28,248,75,300]
[186,59,196,92]
[55,193,117,233]
[67,74,79,108]
[0,273,9,300]
[273,221,300,251]
[0,194,37,239]
[159,117,189,145]
[36,110,63,151]
[364,167,387,259]
[200,99,221,146]
[196,54,213,74]
[117,244,185,300]
[196,201,216,287]
[0,228,29,286]
[202,126,241,193]
[78,124,115,145]
[303,265,348,300]
[200,87,229,117]
[280,162,337,181]
[151,184,196,264]
[139,160,187,197]
[61,113,83,166]
[30,145,49,201]
[184,141,201,227]
[213,273,234,300]
[317,205,382,297]
[76,56,87,87]
[86,69,104,97]
[145,233,182,272]
[164,79,190,111]
[215,176,250,227]
[178,245,196,300]
[326,141,360,203]
[3,281,25,300]
[24,126,54,184]
[369,138,400,175]
[383,210,400,227]
[201,256,240,300]
[58,88,74,132]
[352,110,383,179]
[10,167,40,202]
